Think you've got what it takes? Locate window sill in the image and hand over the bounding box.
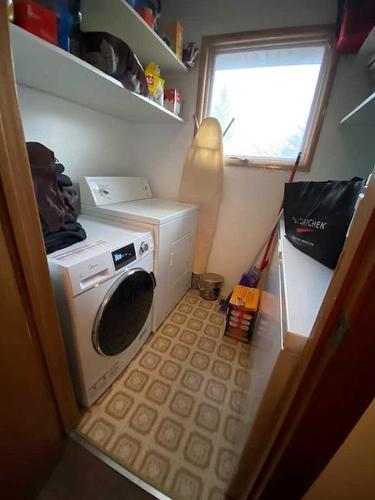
[224,156,309,171]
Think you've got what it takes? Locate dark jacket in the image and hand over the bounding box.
[27,142,86,254]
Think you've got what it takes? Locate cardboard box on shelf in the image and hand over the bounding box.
[161,20,183,60]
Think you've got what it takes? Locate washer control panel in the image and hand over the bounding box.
[111,243,136,270]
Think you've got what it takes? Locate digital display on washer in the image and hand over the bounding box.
[112,243,136,270]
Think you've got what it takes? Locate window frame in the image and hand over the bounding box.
[196,25,337,171]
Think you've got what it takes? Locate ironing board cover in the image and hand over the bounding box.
[178,117,223,274]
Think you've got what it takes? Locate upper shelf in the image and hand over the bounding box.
[81,0,187,74]
[9,24,183,124]
[340,92,375,125]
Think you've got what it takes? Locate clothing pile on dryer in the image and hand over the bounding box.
[26,142,86,253]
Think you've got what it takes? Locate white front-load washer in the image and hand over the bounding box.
[79,177,198,331]
[48,215,155,407]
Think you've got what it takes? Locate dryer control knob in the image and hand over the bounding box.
[99,186,110,197]
[140,242,149,254]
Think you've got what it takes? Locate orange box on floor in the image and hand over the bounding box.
[225,286,260,343]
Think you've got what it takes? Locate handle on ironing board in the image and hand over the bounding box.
[193,115,235,137]
[260,152,302,271]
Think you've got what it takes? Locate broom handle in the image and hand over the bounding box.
[221,154,302,307]
[248,210,284,270]
[221,210,284,306]
[223,118,235,137]
[259,152,302,271]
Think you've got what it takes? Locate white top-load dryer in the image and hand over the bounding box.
[48,216,155,407]
[80,177,198,330]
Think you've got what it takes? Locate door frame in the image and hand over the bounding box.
[235,171,374,499]
[0,8,79,433]
[2,6,374,496]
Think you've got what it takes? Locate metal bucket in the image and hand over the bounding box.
[199,273,224,301]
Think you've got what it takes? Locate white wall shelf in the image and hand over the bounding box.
[279,221,333,340]
[10,25,183,124]
[340,92,375,126]
[81,0,187,74]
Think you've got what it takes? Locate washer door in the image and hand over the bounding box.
[93,269,155,356]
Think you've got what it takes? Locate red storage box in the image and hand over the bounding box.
[136,7,154,28]
[15,0,57,45]
[337,0,375,53]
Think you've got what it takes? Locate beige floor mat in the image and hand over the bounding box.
[77,290,254,500]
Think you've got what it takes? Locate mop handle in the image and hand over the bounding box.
[247,210,284,271]
[259,152,302,271]
[223,118,235,137]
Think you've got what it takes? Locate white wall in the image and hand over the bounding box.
[17,85,134,183]
[133,0,374,294]
[16,1,374,294]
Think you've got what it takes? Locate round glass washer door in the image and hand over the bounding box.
[93,269,155,356]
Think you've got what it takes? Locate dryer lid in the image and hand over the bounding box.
[92,198,198,226]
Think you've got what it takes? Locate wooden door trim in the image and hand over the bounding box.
[243,171,375,499]
[0,10,79,432]
[0,185,64,498]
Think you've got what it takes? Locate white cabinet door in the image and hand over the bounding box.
[153,212,197,330]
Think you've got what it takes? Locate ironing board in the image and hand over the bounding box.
[178,117,223,274]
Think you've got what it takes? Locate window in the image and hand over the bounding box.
[196,26,337,170]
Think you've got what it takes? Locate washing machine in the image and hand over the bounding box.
[80,176,198,331]
[48,215,155,407]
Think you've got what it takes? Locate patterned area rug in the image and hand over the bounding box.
[77,290,254,500]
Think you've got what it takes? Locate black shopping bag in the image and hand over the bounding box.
[283,179,364,269]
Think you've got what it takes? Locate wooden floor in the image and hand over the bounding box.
[38,439,155,500]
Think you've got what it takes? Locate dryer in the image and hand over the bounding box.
[80,177,198,331]
[48,215,155,407]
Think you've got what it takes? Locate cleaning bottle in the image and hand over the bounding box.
[67,0,82,57]
[56,0,72,51]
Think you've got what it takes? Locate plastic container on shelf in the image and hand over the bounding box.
[56,0,72,51]
[14,0,57,45]
[145,62,164,106]
[164,88,182,116]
